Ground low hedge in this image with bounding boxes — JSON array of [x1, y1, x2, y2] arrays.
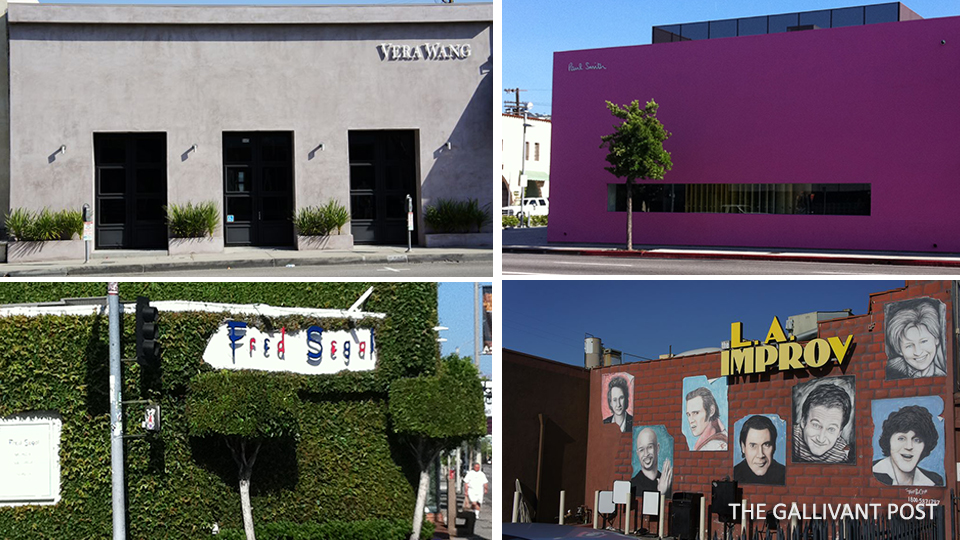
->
[[501, 215, 519, 228], [211, 519, 434, 540]]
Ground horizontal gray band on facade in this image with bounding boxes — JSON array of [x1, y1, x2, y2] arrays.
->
[[8, 3, 493, 26]]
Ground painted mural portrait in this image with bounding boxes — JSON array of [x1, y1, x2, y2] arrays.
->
[[733, 414, 786, 485], [601, 372, 634, 433], [872, 397, 945, 486], [631, 425, 673, 497], [884, 297, 946, 380], [791, 377, 855, 464], [681, 376, 728, 451]]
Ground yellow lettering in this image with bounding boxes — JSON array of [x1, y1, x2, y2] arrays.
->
[[730, 322, 751, 348], [778, 342, 804, 371], [729, 347, 755, 374], [827, 335, 854, 365], [764, 316, 788, 344], [721, 350, 729, 376], [755, 345, 779, 373], [804, 339, 831, 368]]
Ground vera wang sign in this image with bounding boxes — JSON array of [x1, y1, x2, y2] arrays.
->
[[378, 43, 472, 61]]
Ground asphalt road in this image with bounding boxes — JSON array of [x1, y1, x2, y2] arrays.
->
[[83, 260, 493, 277], [503, 253, 952, 275]]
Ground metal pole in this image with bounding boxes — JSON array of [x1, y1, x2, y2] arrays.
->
[[108, 282, 126, 540], [406, 194, 413, 253], [473, 282, 480, 372], [519, 107, 528, 226]]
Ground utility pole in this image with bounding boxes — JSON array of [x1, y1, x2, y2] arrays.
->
[[108, 282, 126, 540], [503, 88, 526, 114]]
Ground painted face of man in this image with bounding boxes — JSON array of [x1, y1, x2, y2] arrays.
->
[[802, 405, 844, 457], [899, 325, 938, 373], [636, 429, 659, 472], [890, 430, 924, 475], [686, 396, 708, 437], [743, 427, 774, 477], [609, 386, 626, 418]]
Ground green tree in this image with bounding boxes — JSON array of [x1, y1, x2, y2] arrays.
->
[[390, 356, 487, 540], [599, 99, 672, 250], [186, 370, 300, 540]]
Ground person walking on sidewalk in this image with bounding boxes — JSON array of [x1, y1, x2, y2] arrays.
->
[[463, 462, 488, 518]]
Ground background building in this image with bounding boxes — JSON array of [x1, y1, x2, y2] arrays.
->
[[548, 4, 960, 253], [502, 113, 551, 206], [6, 3, 492, 253]]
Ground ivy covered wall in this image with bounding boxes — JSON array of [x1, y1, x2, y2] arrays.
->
[[0, 282, 439, 539]]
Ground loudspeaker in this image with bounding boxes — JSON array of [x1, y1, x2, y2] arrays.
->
[[669, 493, 701, 540], [711, 480, 739, 522]]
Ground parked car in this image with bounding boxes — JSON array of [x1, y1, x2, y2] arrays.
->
[[503, 523, 636, 539], [503, 197, 549, 217]]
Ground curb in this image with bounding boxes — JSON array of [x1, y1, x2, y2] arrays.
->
[[502, 246, 960, 268], [2, 252, 492, 277]]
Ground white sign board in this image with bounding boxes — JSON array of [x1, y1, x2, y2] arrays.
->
[[483, 380, 493, 417], [202, 321, 376, 375], [82, 221, 94, 241], [0, 415, 61, 506]]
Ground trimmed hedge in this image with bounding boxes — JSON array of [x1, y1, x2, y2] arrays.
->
[[212, 518, 435, 540], [0, 283, 443, 539]]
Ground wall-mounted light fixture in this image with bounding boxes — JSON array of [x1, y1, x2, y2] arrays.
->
[[56, 145, 66, 156], [190, 144, 198, 154], [444, 141, 452, 150], [318, 143, 325, 151]]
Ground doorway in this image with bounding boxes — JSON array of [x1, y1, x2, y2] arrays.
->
[[348, 130, 418, 245], [94, 133, 168, 249], [223, 132, 294, 247]]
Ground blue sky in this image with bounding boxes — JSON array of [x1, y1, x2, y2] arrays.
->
[[503, 280, 904, 367], [505, 0, 960, 115], [438, 282, 492, 378]]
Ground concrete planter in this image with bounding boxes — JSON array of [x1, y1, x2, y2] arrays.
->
[[424, 232, 492, 248], [168, 236, 224, 256], [296, 234, 354, 251], [7, 239, 85, 263]]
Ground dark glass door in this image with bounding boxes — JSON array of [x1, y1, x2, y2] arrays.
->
[[94, 133, 167, 249], [348, 131, 418, 245], [223, 132, 294, 246]]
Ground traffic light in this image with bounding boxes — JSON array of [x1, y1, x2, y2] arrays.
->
[[136, 296, 160, 368]]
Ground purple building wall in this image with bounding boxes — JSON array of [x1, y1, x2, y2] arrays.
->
[[548, 16, 960, 252]]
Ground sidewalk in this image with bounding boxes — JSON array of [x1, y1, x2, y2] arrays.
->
[[0, 245, 493, 277], [503, 227, 960, 267], [434, 462, 492, 540]]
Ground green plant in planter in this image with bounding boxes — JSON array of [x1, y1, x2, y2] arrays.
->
[[502, 215, 519, 228], [165, 201, 220, 238], [293, 199, 350, 236], [5, 207, 83, 241], [424, 198, 490, 234]]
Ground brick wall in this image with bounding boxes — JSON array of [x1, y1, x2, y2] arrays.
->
[[583, 280, 955, 535]]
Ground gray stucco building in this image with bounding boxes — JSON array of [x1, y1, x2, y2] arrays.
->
[[6, 2, 492, 251]]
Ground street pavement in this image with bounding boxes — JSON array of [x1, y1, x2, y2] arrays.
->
[[503, 226, 960, 273], [0, 244, 493, 277], [436, 462, 492, 540]]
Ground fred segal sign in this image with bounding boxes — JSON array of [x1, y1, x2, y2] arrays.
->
[[203, 322, 376, 375]]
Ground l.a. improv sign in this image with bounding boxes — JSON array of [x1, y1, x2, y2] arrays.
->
[[202, 321, 376, 375]]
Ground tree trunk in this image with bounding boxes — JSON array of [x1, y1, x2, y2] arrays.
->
[[240, 470, 256, 540], [626, 179, 634, 251], [226, 438, 261, 540], [410, 468, 430, 540]]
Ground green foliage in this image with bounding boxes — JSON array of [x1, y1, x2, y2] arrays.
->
[[165, 201, 220, 238], [530, 215, 548, 227], [212, 518, 433, 540], [599, 99, 672, 184], [0, 282, 445, 539], [187, 370, 300, 439], [5, 208, 83, 241], [424, 198, 490, 234], [502, 215, 519, 228], [389, 356, 486, 443], [294, 200, 351, 236]]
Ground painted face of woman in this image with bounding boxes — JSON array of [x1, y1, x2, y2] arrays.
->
[[890, 430, 924, 475], [899, 325, 938, 373]]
